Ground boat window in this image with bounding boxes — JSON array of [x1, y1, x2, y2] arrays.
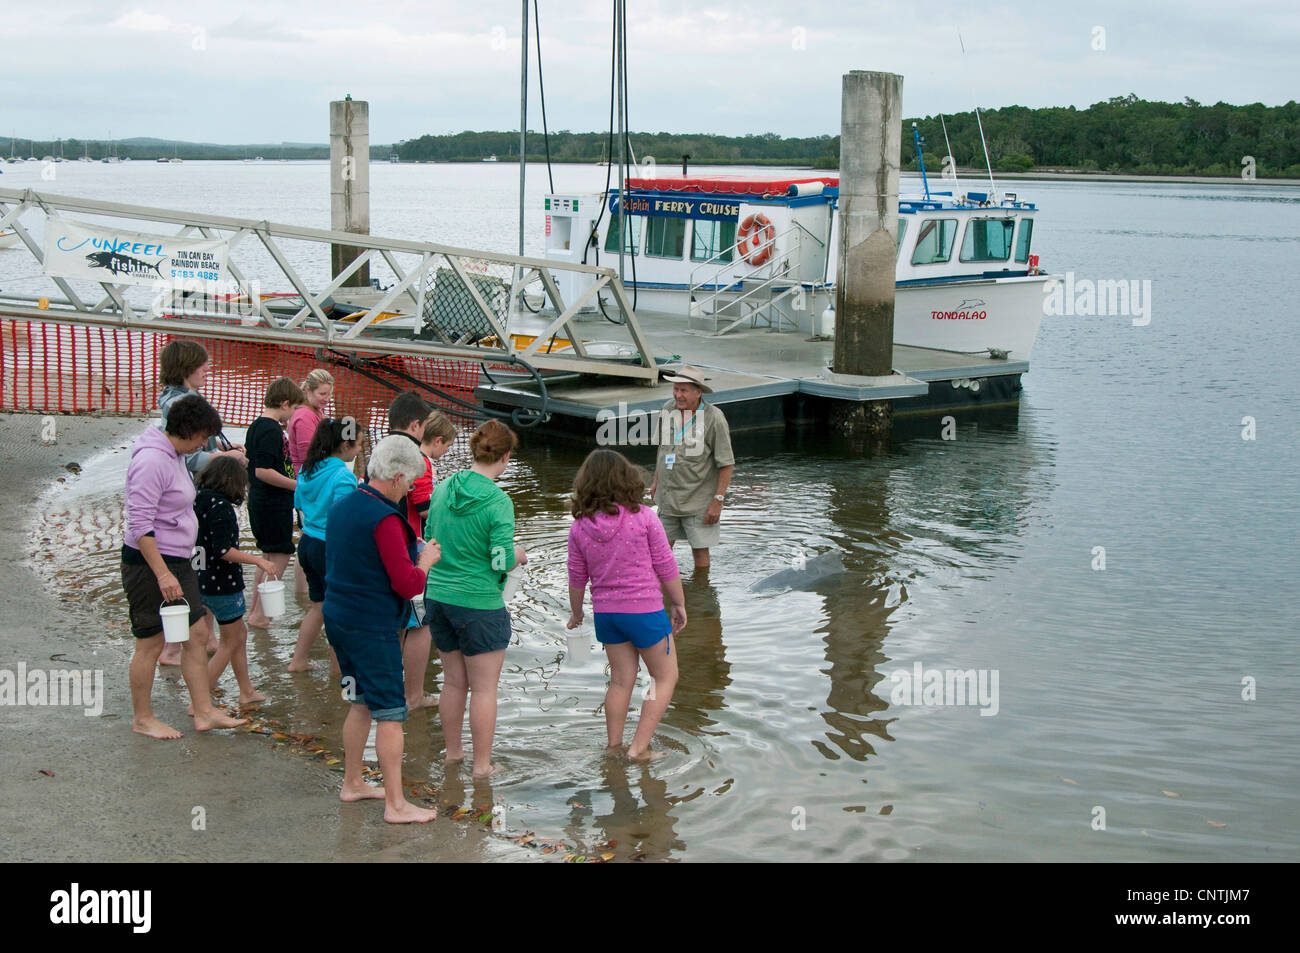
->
[[897, 219, 907, 252], [1014, 218, 1034, 263], [959, 217, 1015, 262], [691, 219, 736, 263], [605, 215, 642, 256], [910, 218, 957, 265], [646, 217, 687, 259]]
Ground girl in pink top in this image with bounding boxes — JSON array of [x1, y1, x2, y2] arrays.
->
[[567, 449, 686, 761], [288, 369, 334, 597], [287, 369, 334, 474]]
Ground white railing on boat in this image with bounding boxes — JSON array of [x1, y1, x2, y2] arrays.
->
[[688, 221, 828, 336]]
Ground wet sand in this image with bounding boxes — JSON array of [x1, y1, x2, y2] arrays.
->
[[0, 412, 531, 862]]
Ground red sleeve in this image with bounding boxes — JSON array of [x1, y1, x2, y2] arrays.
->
[[373, 514, 426, 599], [407, 457, 434, 535]]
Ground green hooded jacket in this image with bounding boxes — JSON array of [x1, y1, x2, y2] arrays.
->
[[424, 470, 517, 610]]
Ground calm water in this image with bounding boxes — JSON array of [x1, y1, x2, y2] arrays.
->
[[11, 161, 1300, 861]]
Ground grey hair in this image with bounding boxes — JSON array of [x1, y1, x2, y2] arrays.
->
[[367, 434, 424, 483]]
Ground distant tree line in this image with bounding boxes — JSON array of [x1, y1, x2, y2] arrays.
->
[[15, 97, 1298, 176], [900, 95, 1300, 177], [396, 129, 830, 167], [398, 96, 1300, 178]]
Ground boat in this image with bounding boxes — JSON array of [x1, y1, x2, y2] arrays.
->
[[482, 155, 499, 162], [0, 229, 20, 249], [538, 170, 1050, 364]]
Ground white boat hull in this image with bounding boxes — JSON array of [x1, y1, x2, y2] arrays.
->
[[611, 273, 1051, 363]]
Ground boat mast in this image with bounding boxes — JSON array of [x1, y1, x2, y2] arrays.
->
[[912, 122, 930, 200], [615, 0, 626, 283], [518, 0, 528, 258]]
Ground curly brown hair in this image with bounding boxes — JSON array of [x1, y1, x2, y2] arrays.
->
[[570, 449, 644, 519]]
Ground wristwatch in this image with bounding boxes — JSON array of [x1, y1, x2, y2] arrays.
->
[[713, 494, 726, 503]]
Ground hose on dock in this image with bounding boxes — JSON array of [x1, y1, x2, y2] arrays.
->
[[322, 348, 550, 430]]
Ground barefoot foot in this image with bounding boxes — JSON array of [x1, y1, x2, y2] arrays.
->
[[132, 717, 182, 740], [238, 689, 267, 705], [627, 747, 666, 762], [471, 761, 498, 780], [444, 750, 465, 765], [384, 801, 437, 824], [340, 782, 387, 802], [286, 659, 309, 673], [245, 614, 270, 629], [407, 693, 439, 712], [194, 710, 247, 731], [158, 648, 182, 666]]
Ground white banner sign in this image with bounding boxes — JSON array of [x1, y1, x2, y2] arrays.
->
[[43, 219, 231, 290]]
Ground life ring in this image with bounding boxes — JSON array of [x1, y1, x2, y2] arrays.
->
[[735, 213, 775, 266]]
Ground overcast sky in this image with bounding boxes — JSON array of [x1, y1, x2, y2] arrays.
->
[[3, 0, 1294, 145]]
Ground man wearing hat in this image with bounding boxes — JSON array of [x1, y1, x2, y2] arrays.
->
[[648, 365, 734, 571]]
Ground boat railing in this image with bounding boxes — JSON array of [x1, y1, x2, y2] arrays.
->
[[0, 187, 660, 384], [688, 220, 826, 320], [688, 219, 824, 295]]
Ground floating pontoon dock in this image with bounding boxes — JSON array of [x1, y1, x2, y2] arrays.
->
[[477, 306, 1030, 435]]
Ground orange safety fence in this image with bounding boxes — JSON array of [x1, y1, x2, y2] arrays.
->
[[0, 320, 483, 435]]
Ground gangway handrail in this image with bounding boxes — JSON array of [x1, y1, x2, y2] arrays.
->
[[0, 187, 659, 384], [687, 219, 824, 294]]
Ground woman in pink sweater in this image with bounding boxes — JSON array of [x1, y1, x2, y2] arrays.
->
[[566, 449, 686, 760]]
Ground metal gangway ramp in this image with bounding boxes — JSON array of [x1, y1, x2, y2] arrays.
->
[[0, 187, 660, 391]]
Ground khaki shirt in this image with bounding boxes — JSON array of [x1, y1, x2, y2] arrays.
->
[[653, 399, 734, 517]]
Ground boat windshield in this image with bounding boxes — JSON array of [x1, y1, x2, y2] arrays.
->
[[960, 217, 1016, 262], [1015, 218, 1034, 263], [911, 218, 958, 265]]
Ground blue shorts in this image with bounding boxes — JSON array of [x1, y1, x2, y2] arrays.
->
[[322, 614, 407, 722], [425, 599, 510, 657], [594, 610, 672, 654], [200, 590, 247, 625], [297, 534, 327, 603]]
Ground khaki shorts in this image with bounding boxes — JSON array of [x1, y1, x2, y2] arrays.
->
[[658, 512, 720, 550]]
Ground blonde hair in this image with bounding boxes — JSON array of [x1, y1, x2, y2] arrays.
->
[[303, 368, 335, 393], [421, 411, 458, 445]]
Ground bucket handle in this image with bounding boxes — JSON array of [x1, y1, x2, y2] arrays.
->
[[160, 598, 189, 610]]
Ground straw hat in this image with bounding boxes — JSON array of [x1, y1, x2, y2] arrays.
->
[[661, 364, 713, 393]]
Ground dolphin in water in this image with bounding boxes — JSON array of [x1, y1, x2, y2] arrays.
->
[[749, 551, 848, 592]]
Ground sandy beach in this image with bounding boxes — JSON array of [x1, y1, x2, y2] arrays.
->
[[0, 412, 530, 862]]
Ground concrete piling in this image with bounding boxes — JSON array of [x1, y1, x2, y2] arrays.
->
[[832, 70, 902, 437], [330, 96, 370, 288]]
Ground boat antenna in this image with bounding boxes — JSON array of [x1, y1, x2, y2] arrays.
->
[[911, 122, 931, 201], [518, 0, 529, 258], [957, 31, 999, 204], [961, 31, 998, 204], [973, 106, 998, 204], [939, 114, 955, 188]]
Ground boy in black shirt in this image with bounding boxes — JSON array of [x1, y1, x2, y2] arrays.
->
[[245, 377, 305, 628]]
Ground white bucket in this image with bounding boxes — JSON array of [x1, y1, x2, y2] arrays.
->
[[258, 579, 286, 618], [502, 565, 526, 602], [159, 601, 191, 643], [566, 631, 589, 664]]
